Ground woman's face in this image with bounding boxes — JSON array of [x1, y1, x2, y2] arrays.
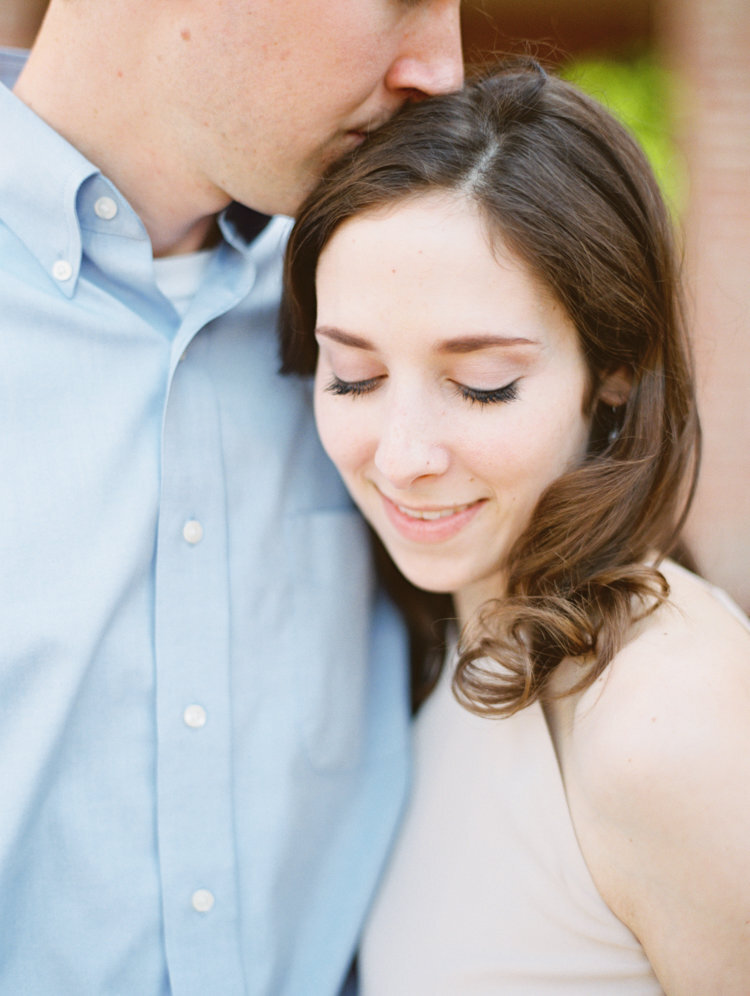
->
[[313, 192, 594, 621]]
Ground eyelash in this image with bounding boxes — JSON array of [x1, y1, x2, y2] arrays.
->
[[456, 382, 519, 406], [325, 375, 383, 398], [325, 376, 520, 407]]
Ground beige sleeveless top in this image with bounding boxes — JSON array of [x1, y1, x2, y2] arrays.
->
[[359, 651, 663, 994]]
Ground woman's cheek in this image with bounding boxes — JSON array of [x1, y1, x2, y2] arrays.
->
[[314, 397, 370, 477]]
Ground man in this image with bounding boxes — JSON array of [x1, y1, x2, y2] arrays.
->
[[0, 1, 462, 993]]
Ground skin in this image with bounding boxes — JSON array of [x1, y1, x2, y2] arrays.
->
[[547, 561, 750, 993], [13, 0, 463, 255], [314, 192, 603, 623], [314, 192, 750, 992]]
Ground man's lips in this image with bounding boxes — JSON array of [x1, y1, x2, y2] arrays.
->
[[345, 129, 367, 145], [346, 113, 394, 143]]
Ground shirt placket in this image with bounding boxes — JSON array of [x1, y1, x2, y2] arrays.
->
[[154, 250, 256, 995]]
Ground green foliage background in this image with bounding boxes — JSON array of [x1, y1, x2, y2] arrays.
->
[[562, 54, 685, 214]]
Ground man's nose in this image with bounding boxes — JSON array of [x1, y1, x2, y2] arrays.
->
[[385, 0, 464, 99]]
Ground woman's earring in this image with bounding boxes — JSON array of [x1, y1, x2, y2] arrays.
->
[[608, 406, 622, 445]]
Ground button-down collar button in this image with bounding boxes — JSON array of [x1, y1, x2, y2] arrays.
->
[[52, 260, 73, 282], [182, 520, 203, 545], [192, 889, 215, 913], [183, 704, 207, 729], [94, 195, 118, 220]]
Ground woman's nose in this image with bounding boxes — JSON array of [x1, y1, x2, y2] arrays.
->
[[373, 410, 451, 490]]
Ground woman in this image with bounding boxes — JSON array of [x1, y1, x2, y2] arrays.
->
[[281, 62, 750, 993]]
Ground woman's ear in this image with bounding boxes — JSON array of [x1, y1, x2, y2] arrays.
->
[[597, 366, 632, 407]]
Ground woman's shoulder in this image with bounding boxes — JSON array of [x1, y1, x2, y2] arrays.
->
[[653, 557, 750, 644], [562, 559, 750, 816], [568, 559, 749, 749], [555, 561, 750, 991]]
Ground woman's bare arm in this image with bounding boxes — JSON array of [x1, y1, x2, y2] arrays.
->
[[559, 566, 750, 993]]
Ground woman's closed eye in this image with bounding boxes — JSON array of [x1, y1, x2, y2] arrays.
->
[[324, 374, 383, 398], [324, 373, 520, 406], [454, 380, 519, 406]]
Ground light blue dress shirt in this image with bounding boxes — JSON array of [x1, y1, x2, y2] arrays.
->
[[0, 46, 24, 89], [0, 62, 410, 995]]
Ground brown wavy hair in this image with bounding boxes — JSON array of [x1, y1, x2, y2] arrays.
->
[[280, 59, 701, 715]]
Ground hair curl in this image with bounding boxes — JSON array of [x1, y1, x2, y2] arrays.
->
[[280, 59, 701, 715]]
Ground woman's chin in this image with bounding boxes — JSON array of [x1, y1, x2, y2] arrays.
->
[[386, 558, 457, 597]]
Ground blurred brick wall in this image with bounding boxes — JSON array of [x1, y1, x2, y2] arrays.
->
[[658, 0, 750, 609], [462, 0, 650, 61]]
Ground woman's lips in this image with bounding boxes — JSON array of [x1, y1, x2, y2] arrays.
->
[[379, 492, 485, 544]]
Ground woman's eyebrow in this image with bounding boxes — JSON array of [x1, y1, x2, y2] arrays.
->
[[314, 326, 375, 350], [314, 328, 540, 352], [435, 334, 538, 353]]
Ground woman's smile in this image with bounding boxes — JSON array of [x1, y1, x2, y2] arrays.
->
[[379, 491, 487, 543]]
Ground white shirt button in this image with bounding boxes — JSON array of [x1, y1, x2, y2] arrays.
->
[[192, 889, 215, 913], [52, 260, 73, 282], [183, 704, 207, 729], [182, 519, 203, 544], [94, 196, 118, 220]]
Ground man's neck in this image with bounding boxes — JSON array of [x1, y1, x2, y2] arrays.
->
[[13, 3, 230, 257]]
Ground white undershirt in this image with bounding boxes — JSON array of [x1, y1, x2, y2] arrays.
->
[[154, 247, 217, 318]]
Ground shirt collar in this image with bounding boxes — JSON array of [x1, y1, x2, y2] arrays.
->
[[0, 83, 98, 296], [0, 76, 276, 300]]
